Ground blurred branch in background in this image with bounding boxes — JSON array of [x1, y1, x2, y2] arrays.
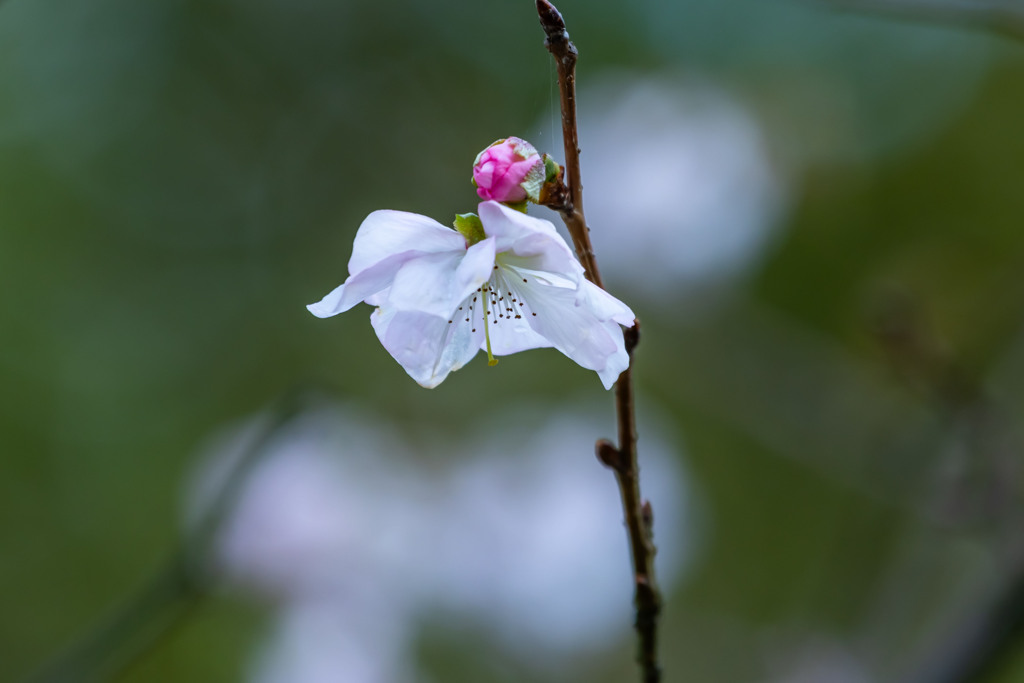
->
[[649, 289, 1024, 681], [870, 289, 1019, 531], [23, 390, 319, 683], [24, 555, 202, 683], [827, 0, 1024, 41], [907, 570, 1024, 683], [870, 291, 1024, 683]]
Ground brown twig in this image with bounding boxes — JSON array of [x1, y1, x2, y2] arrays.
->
[[536, 0, 602, 286], [536, 3, 662, 681]]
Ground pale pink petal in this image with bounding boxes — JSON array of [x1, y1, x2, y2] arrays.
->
[[349, 210, 465, 275], [577, 280, 636, 327], [387, 238, 495, 318], [595, 319, 630, 389], [479, 202, 580, 279], [478, 201, 559, 248], [517, 281, 623, 386], [307, 251, 417, 318], [482, 308, 553, 356], [371, 308, 483, 388]]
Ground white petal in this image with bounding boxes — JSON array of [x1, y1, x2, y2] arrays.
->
[[307, 251, 417, 318], [595, 320, 630, 389], [483, 309, 553, 356], [309, 210, 468, 319], [387, 238, 495, 318], [349, 210, 466, 275], [520, 281, 623, 382], [307, 282, 352, 319], [577, 280, 636, 327], [364, 289, 388, 307], [370, 307, 483, 388], [478, 201, 581, 279], [478, 200, 561, 244]]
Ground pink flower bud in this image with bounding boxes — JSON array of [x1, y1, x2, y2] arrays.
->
[[472, 137, 545, 203]]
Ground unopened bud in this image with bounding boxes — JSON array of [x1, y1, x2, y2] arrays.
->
[[472, 137, 546, 203]]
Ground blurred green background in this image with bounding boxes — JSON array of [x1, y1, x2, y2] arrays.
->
[[3, 0, 1024, 681]]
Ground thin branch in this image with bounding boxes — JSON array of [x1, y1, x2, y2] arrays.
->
[[536, 3, 662, 681], [535, 0, 602, 287]]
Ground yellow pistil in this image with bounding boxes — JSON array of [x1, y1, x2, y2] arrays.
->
[[482, 285, 498, 366]]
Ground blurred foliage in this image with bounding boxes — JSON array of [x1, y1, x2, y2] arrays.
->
[[3, 0, 1024, 681]]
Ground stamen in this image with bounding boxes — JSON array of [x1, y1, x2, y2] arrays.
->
[[482, 280, 498, 367]]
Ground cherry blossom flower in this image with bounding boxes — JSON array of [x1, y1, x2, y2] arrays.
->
[[307, 200, 634, 389]]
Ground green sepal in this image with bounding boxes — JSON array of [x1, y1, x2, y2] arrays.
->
[[454, 212, 486, 245], [502, 200, 529, 213], [543, 154, 561, 183]]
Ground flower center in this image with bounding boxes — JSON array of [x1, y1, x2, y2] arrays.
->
[[445, 262, 539, 367], [485, 266, 532, 323]]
